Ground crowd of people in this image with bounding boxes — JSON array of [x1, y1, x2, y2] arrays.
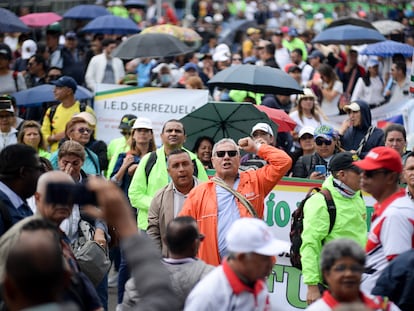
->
[[0, 1, 413, 311]]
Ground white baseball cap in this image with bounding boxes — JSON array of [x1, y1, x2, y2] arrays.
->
[[251, 122, 274, 137], [226, 218, 290, 256], [132, 117, 153, 130], [298, 126, 315, 138]]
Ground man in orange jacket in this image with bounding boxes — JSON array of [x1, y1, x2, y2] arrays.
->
[[179, 136, 292, 266]]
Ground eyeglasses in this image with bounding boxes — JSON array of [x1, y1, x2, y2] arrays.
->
[[215, 150, 238, 158], [198, 234, 205, 241], [0, 114, 12, 119], [232, 57, 242, 61], [27, 62, 36, 67], [332, 264, 364, 274], [362, 169, 391, 178], [77, 127, 92, 134], [315, 138, 332, 146]]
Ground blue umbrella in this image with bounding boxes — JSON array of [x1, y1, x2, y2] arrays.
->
[[360, 40, 414, 58], [63, 5, 111, 20], [12, 84, 93, 107], [312, 25, 386, 45], [0, 8, 30, 33], [81, 15, 140, 35], [124, 0, 147, 8]]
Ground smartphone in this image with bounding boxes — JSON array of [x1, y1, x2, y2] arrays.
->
[[46, 182, 97, 206], [314, 165, 327, 176]]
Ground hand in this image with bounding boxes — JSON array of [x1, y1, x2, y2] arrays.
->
[[122, 154, 135, 168], [309, 171, 325, 180], [127, 164, 138, 176], [339, 118, 351, 135], [238, 137, 258, 153], [62, 163, 74, 177], [94, 228, 106, 248], [87, 176, 138, 238], [306, 285, 321, 305]]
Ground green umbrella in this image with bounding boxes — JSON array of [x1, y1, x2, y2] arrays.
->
[[180, 102, 278, 150]]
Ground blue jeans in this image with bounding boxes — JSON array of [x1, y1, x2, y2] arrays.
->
[[117, 248, 130, 304], [96, 273, 108, 310]]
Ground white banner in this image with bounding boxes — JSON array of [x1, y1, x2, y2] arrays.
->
[[94, 84, 209, 146], [265, 178, 376, 310]]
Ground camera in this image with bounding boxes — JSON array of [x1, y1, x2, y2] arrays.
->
[[46, 182, 97, 206]]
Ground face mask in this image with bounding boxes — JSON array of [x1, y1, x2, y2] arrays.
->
[[160, 74, 171, 84]]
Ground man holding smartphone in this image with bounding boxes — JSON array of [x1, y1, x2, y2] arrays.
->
[[301, 152, 368, 305]]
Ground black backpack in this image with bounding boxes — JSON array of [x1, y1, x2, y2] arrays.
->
[[48, 101, 88, 132], [289, 187, 336, 270]]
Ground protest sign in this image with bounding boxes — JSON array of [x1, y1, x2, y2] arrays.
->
[[94, 84, 209, 146]]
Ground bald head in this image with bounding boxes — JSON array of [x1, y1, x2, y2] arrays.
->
[[35, 171, 74, 225], [36, 170, 74, 195]]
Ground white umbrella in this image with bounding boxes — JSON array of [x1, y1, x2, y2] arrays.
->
[[372, 20, 405, 35]]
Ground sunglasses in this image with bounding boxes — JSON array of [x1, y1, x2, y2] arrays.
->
[[198, 234, 205, 241], [363, 169, 391, 178], [315, 138, 332, 146], [215, 150, 238, 158], [77, 127, 92, 134], [232, 57, 242, 61]]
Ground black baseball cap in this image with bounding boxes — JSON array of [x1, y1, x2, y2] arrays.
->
[[328, 152, 360, 172], [119, 114, 137, 130]]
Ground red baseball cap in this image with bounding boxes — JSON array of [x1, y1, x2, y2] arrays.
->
[[354, 146, 402, 173]]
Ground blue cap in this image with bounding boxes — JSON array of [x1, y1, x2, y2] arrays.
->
[[50, 76, 77, 93], [314, 124, 337, 141], [183, 62, 198, 72], [288, 27, 298, 37], [308, 50, 325, 60]]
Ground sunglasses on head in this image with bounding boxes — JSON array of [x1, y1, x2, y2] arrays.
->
[[315, 138, 332, 146], [77, 127, 92, 134], [215, 150, 238, 158]]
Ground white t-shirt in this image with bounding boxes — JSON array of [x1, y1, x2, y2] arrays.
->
[[321, 80, 343, 117], [351, 76, 384, 106], [361, 189, 414, 294]]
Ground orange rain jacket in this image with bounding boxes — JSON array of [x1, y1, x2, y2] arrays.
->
[[179, 144, 292, 266]]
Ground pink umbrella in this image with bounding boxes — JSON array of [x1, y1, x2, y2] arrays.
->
[[20, 12, 62, 27]]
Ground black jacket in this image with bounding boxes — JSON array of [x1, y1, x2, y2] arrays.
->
[[340, 100, 384, 158], [372, 249, 414, 311]]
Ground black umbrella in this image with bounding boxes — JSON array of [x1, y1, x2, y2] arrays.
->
[[219, 19, 258, 46], [326, 16, 376, 30], [0, 8, 30, 33], [207, 65, 303, 95], [112, 33, 194, 59], [180, 102, 278, 150]]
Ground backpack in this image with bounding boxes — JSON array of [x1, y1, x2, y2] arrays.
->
[[144, 151, 198, 185], [48, 101, 87, 132], [289, 187, 336, 270]]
